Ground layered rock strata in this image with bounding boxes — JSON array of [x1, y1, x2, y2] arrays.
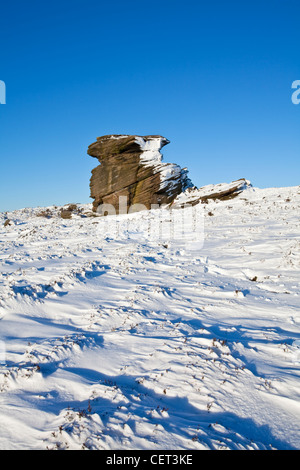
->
[[87, 134, 193, 213], [171, 179, 251, 208]]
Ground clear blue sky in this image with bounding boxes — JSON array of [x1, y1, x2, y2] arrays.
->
[[0, 0, 299, 212]]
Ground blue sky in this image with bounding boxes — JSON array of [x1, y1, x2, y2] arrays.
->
[[0, 0, 299, 212]]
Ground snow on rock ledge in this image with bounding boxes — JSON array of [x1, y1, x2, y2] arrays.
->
[[171, 179, 252, 208], [87, 134, 193, 213]]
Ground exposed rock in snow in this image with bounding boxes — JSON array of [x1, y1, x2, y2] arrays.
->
[[171, 178, 252, 208], [87, 135, 193, 213]]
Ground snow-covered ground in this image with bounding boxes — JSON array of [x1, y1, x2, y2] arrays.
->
[[0, 184, 299, 450]]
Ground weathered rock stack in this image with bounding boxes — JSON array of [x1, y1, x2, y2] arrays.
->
[[87, 134, 193, 213]]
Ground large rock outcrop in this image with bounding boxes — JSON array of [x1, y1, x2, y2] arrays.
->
[[87, 134, 193, 213]]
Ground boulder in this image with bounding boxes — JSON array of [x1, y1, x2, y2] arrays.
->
[[171, 179, 251, 208], [60, 209, 72, 219], [87, 135, 193, 213]]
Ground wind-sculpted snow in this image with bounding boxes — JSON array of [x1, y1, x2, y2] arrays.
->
[[0, 186, 299, 449]]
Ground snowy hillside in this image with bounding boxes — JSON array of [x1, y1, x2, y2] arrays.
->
[[0, 184, 299, 450]]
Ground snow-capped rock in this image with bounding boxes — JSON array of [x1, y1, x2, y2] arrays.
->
[[87, 134, 193, 213]]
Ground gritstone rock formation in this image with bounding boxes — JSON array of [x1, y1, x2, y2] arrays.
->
[[87, 134, 193, 213], [171, 178, 251, 208]]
